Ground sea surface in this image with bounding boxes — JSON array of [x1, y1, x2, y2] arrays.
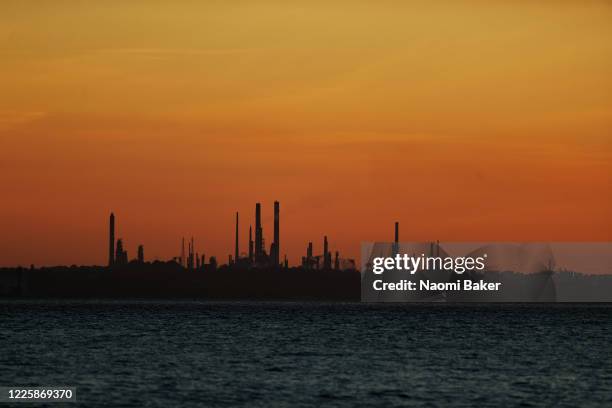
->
[[0, 301, 610, 407]]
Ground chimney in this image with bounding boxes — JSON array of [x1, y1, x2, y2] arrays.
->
[[181, 237, 185, 268], [307, 242, 313, 270], [191, 237, 195, 270], [334, 251, 339, 271], [323, 236, 331, 270], [273, 201, 280, 266], [395, 222, 399, 244], [116, 238, 125, 265], [248, 226, 254, 263], [137, 244, 144, 263], [255, 203, 262, 259], [108, 213, 115, 267], [235, 212, 239, 263], [393, 221, 399, 256]]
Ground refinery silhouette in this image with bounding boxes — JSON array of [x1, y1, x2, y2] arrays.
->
[[106, 201, 354, 273], [0, 201, 362, 300], [1, 201, 611, 301]]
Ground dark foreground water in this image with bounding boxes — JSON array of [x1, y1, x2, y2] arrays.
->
[[0, 301, 610, 407]]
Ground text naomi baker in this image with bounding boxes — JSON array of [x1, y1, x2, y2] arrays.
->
[[372, 279, 501, 291]]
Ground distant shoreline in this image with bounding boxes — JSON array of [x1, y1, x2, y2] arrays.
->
[[2, 264, 612, 302]]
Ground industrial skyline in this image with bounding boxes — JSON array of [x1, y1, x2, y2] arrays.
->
[[106, 201, 362, 271]]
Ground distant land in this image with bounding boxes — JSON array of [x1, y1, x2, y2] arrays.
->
[[2, 263, 612, 302], [0, 263, 360, 301]]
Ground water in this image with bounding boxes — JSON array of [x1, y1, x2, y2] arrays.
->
[[0, 301, 611, 407]]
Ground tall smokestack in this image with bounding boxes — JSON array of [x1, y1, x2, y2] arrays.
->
[[108, 213, 115, 267], [273, 201, 280, 266], [191, 237, 195, 271], [334, 251, 339, 271], [235, 212, 239, 263], [323, 236, 330, 270], [395, 222, 399, 244], [255, 203, 262, 259], [248, 226, 254, 263], [393, 221, 399, 256], [181, 237, 185, 268], [324, 236, 328, 256]]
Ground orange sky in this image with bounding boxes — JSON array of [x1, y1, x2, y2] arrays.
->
[[1, 1, 611, 266]]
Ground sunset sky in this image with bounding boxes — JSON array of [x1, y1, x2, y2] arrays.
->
[[1, 1, 611, 266]]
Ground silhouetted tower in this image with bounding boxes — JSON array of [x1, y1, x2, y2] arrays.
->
[[284, 254, 288, 269], [248, 226, 254, 263], [306, 242, 313, 270], [393, 221, 399, 256], [334, 251, 340, 271], [395, 222, 399, 243], [116, 238, 127, 265], [323, 236, 328, 259], [323, 236, 332, 270], [196, 252, 200, 269], [115, 238, 122, 263], [108, 213, 115, 267], [255, 203, 263, 259], [273, 201, 280, 266], [181, 237, 185, 268], [137, 245, 144, 263], [188, 237, 195, 271], [235, 212, 239, 263]]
